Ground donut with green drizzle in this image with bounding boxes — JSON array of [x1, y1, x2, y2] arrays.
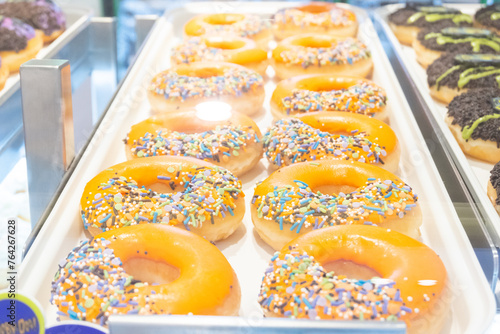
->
[[475, 4, 500, 34], [487, 161, 500, 215], [445, 88, 500, 163], [427, 53, 500, 103]]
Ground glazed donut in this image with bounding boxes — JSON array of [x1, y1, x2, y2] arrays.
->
[[51, 224, 241, 325], [488, 161, 500, 215], [427, 53, 500, 104], [271, 75, 387, 122], [388, 5, 472, 46], [272, 2, 358, 41], [184, 13, 271, 49], [0, 0, 66, 43], [0, 57, 9, 90], [414, 27, 500, 68], [81, 156, 245, 242], [125, 108, 263, 176], [148, 62, 265, 116], [0, 17, 43, 72], [171, 36, 268, 75], [475, 4, 500, 35], [259, 225, 449, 334], [263, 112, 399, 173], [251, 160, 421, 250], [445, 88, 500, 163], [272, 34, 372, 80]]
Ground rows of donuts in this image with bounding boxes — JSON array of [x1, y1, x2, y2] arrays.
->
[[50, 3, 448, 333], [389, 4, 500, 217], [0, 0, 66, 90]]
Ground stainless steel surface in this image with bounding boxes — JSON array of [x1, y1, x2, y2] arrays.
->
[[135, 15, 159, 52], [20, 59, 74, 227], [108, 315, 406, 334]]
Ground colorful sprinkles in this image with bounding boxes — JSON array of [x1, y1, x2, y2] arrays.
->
[[149, 67, 264, 102], [51, 237, 151, 325], [281, 83, 386, 116], [273, 7, 353, 29], [171, 37, 229, 64], [198, 14, 270, 39], [263, 119, 387, 167], [81, 164, 243, 233], [125, 124, 260, 162], [259, 248, 414, 321], [252, 178, 417, 232], [278, 38, 370, 69]]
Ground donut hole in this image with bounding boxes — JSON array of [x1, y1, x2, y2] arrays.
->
[[323, 260, 381, 280], [313, 184, 357, 196], [148, 182, 179, 194], [291, 36, 333, 48], [204, 14, 245, 25], [205, 38, 246, 50], [298, 4, 330, 14], [123, 258, 180, 285]]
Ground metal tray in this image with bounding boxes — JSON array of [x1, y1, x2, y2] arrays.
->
[[18, 2, 496, 333], [373, 4, 500, 250]]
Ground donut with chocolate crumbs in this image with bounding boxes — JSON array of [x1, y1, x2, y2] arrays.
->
[[475, 4, 500, 35], [414, 27, 500, 68], [488, 162, 500, 215], [446, 88, 500, 163], [427, 52, 500, 104], [388, 5, 472, 46]]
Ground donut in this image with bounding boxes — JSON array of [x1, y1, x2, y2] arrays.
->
[[272, 34, 372, 80], [148, 62, 265, 116], [427, 53, 500, 104], [51, 224, 241, 325], [125, 108, 263, 176], [414, 27, 500, 68], [488, 161, 500, 215], [251, 160, 421, 250], [171, 36, 268, 75], [270, 75, 387, 122], [0, 16, 43, 72], [445, 88, 500, 163], [0, 57, 9, 90], [81, 156, 245, 242], [0, 0, 66, 43], [475, 4, 500, 35], [184, 13, 271, 49], [263, 112, 400, 173], [272, 2, 358, 41], [258, 225, 449, 334], [388, 5, 472, 46]]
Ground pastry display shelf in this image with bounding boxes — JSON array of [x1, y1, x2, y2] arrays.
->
[[372, 3, 500, 310], [15, 1, 499, 333]]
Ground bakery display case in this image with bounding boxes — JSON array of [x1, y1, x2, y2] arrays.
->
[[2, 1, 500, 333]]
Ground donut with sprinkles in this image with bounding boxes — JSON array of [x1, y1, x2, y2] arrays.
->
[[148, 62, 265, 116], [263, 112, 400, 173], [81, 156, 245, 242], [259, 225, 449, 334], [272, 2, 358, 41], [272, 34, 372, 80], [271, 75, 388, 122], [251, 160, 420, 250], [51, 224, 241, 326], [125, 110, 263, 176], [171, 36, 268, 75]]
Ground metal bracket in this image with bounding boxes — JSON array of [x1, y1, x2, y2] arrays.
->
[[135, 15, 159, 52], [20, 59, 74, 227]]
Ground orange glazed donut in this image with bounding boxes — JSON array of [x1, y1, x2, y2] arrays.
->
[[272, 34, 373, 80], [263, 112, 400, 173], [272, 2, 358, 40], [259, 225, 449, 334], [184, 13, 272, 49], [271, 75, 387, 122], [0, 57, 9, 90], [125, 108, 263, 176], [148, 62, 265, 116], [171, 36, 268, 75], [81, 156, 245, 242], [51, 224, 241, 325], [251, 160, 421, 250]]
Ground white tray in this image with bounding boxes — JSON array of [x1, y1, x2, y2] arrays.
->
[[0, 5, 91, 105], [374, 4, 500, 242], [18, 2, 495, 333]]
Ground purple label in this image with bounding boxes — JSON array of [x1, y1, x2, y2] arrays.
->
[[0, 299, 41, 334], [46, 322, 108, 334]]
